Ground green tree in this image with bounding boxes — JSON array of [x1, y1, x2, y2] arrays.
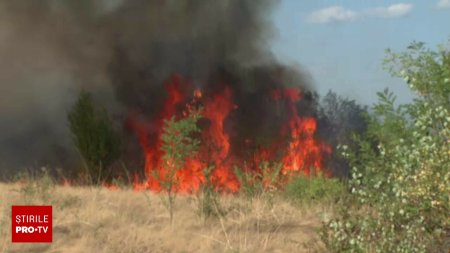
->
[[158, 108, 202, 225], [68, 91, 121, 183], [321, 41, 450, 252], [384, 41, 450, 103]]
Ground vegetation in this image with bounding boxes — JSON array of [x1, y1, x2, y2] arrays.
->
[[68, 91, 121, 184], [235, 161, 283, 199], [0, 180, 324, 253], [157, 109, 202, 224], [13, 40, 450, 253], [284, 172, 345, 205], [195, 165, 226, 220], [319, 91, 369, 177], [321, 41, 450, 253], [14, 168, 56, 204]]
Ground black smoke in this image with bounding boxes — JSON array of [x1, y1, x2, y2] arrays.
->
[[0, 0, 321, 177]]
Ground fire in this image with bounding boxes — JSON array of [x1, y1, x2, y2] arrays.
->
[[128, 74, 189, 191], [202, 86, 240, 192], [277, 88, 331, 176], [62, 179, 71, 187], [130, 75, 331, 193], [193, 88, 202, 99]]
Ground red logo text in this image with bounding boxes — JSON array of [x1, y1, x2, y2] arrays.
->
[[11, 206, 52, 243]]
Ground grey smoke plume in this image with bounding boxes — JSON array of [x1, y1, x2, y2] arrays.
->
[[0, 1, 115, 174], [0, 0, 316, 175]]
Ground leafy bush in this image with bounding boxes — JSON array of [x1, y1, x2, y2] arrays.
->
[[321, 42, 450, 252], [68, 91, 121, 183], [284, 172, 345, 205]]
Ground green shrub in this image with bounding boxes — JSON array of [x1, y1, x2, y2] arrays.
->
[[321, 41, 450, 253], [284, 172, 345, 204], [68, 91, 121, 183]]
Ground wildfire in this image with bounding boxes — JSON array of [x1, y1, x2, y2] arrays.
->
[[276, 88, 332, 176], [130, 75, 331, 193], [202, 86, 240, 192]]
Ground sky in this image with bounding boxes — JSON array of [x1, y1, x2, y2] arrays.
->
[[271, 0, 450, 105]]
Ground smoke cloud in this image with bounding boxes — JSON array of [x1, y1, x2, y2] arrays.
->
[[0, 0, 317, 176]]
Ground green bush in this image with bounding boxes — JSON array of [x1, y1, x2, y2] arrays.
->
[[321, 42, 450, 253], [284, 172, 345, 204], [68, 91, 121, 183]]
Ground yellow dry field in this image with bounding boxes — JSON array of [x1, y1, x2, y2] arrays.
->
[[0, 182, 332, 253]]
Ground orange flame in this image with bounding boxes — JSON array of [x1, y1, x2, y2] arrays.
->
[[202, 86, 239, 192], [276, 88, 331, 175], [131, 76, 331, 193]]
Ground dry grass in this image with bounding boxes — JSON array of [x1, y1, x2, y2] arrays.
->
[[0, 182, 333, 253]]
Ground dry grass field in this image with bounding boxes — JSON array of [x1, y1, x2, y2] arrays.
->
[[0, 181, 334, 253]]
